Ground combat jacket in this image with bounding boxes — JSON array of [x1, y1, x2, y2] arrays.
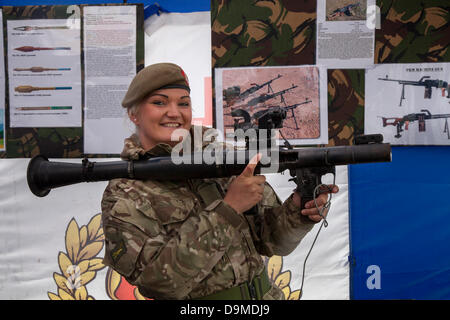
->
[[101, 127, 316, 300]]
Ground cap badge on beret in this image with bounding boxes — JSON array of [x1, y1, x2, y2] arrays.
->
[[180, 68, 189, 86]]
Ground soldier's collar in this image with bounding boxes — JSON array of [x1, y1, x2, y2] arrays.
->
[[121, 125, 218, 160], [145, 143, 173, 157]]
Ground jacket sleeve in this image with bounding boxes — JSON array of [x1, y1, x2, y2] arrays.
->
[[243, 182, 317, 257], [101, 183, 247, 300]]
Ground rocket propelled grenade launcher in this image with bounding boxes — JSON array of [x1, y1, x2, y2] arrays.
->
[[14, 46, 71, 52], [27, 106, 391, 212], [14, 67, 71, 72], [27, 135, 391, 212], [15, 85, 72, 93], [14, 26, 70, 31]]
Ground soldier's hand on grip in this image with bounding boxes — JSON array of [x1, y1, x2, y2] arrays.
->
[[224, 153, 266, 214], [293, 185, 339, 222]]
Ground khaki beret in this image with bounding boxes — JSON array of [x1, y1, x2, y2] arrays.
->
[[121, 62, 190, 109]]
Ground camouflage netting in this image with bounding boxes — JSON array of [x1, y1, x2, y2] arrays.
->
[[375, 0, 450, 63], [211, 0, 316, 67], [327, 69, 365, 146]]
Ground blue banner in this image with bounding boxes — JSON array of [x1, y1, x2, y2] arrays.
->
[[349, 146, 450, 299], [0, 0, 210, 12]]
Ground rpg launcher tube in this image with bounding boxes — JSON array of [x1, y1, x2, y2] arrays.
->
[[27, 143, 391, 197], [15, 86, 72, 93]]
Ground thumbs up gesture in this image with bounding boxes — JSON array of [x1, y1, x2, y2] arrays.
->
[[224, 153, 266, 214]]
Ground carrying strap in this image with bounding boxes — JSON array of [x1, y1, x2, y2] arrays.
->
[[190, 179, 225, 207], [195, 267, 272, 300]]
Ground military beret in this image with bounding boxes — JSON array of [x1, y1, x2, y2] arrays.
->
[[121, 62, 190, 109]]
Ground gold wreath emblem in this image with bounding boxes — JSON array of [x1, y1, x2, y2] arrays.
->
[[48, 214, 106, 300], [266, 255, 301, 300], [49, 213, 300, 300]]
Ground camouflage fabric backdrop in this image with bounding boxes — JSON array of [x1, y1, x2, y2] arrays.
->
[[211, 0, 317, 68], [375, 0, 450, 63], [0, 4, 144, 158], [327, 69, 365, 146]]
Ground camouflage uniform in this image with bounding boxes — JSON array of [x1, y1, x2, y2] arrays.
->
[[101, 126, 316, 300]]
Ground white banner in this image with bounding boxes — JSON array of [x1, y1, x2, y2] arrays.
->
[[0, 158, 348, 300], [144, 11, 212, 125]]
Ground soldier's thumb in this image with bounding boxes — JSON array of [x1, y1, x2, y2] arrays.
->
[[242, 153, 261, 177]]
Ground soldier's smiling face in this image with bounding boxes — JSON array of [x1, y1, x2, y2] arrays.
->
[[131, 88, 192, 149]]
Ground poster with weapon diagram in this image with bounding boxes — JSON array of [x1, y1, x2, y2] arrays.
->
[[7, 18, 82, 128], [215, 65, 328, 146], [365, 62, 450, 146]]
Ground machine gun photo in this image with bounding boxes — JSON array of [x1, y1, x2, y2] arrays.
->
[[378, 75, 450, 106], [230, 99, 312, 131], [381, 109, 450, 139], [223, 74, 282, 106], [246, 84, 298, 107], [28, 107, 391, 214]]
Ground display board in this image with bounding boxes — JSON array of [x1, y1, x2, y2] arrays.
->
[[211, 0, 450, 147], [0, 3, 144, 158]]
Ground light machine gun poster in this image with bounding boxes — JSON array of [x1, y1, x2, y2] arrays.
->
[[365, 62, 450, 145]]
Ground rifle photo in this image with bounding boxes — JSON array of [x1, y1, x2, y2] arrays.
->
[[329, 3, 359, 18], [327, 2, 365, 21], [381, 109, 450, 139], [378, 75, 450, 106], [246, 84, 298, 107], [229, 99, 312, 131]]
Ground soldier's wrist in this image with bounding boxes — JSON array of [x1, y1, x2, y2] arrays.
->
[[285, 194, 317, 225]]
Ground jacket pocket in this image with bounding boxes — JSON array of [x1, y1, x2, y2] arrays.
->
[[211, 252, 236, 286], [103, 220, 147, 278], [110, 199, 161, 238], [143, 192, 195, 226]]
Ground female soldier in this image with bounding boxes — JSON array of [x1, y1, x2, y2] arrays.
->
[[101, 63, 339, 300]]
